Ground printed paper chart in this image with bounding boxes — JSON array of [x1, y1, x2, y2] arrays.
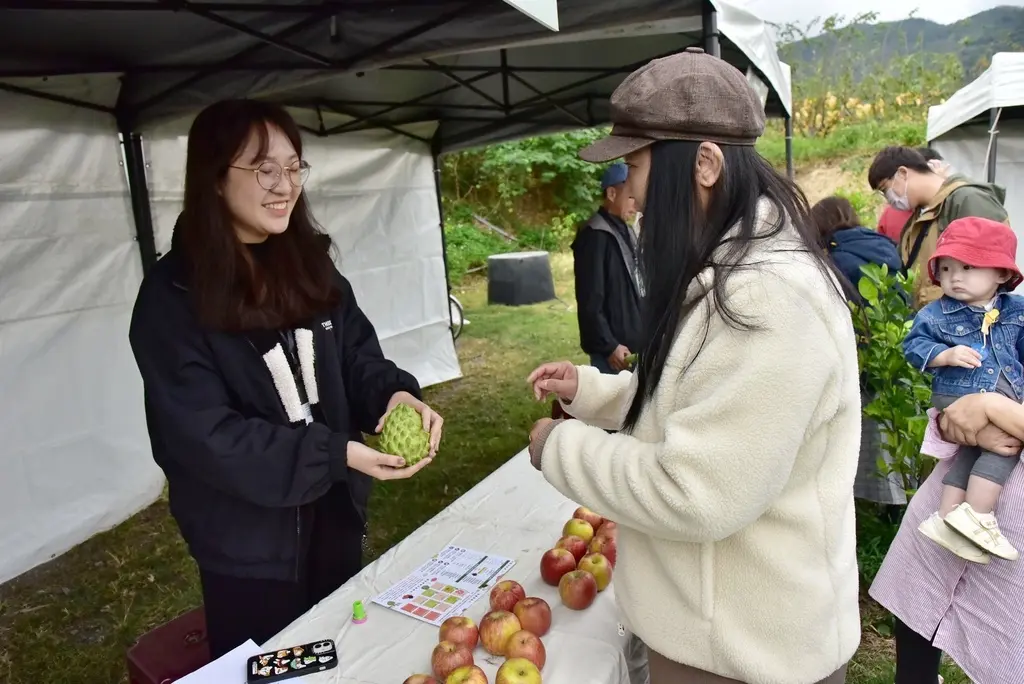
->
[[371, 545, 515, 627]]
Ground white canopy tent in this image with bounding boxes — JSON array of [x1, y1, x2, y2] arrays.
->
[[927, 52, 1024, 275], [0, 0, 792, 585]]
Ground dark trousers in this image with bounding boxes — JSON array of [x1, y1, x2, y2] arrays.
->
[[894, 618, 943, 684], [199, 502, 364, 659], [589, 353, 617, 374]]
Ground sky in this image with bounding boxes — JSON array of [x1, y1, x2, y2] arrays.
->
[[733, 0, 1024, 29]]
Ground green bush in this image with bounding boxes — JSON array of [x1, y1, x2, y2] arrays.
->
[[851, 263, 934, 496]]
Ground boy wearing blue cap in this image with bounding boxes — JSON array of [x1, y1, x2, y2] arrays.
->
[[571, 162, 643, 373]]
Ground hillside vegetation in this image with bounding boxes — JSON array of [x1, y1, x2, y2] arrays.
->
[[439, 9, 989, 282]]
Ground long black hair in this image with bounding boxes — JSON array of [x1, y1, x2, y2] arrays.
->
[[622, 141, 849, 431]]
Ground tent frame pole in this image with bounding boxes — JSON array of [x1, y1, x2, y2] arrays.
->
[[702, 0, 720, 58], [431, 135, 454, 335], [118, 116, 159, 273], [986, 107, 1001, 183], [785, 116, 794, 179]]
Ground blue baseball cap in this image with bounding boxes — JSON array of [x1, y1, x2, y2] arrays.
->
[[600, 162, 628, 189]]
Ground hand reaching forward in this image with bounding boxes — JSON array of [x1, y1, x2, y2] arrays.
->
[[346, 441, 432, 480], [375, 390, 443, 456], [527, 361, 579, 403]]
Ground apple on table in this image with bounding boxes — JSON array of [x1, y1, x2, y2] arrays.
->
[[588, 534, 616, 567], [562, 518, 595, 545], [479, 609, 522, 656], [539, 547, 577, 586], [445, 665, 488, 684], [439, 615, 479, 651], [403, 676, 440, 684], [573, 506, 605, 530], [512, 596, 552, 636], [489, 579, 527, 613], [431, 641, 474, 680], [577, 552, 613, 591], [554, 535, 588, 563], [558, 569, 598, 610], [496, 657, 543, 684], [505, 629, 546, 670]]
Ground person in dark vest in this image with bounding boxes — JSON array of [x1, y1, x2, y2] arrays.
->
[[571, 162, 644, 374]]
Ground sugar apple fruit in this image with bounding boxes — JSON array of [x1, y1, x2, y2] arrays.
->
[[379, 403, 431, 466]]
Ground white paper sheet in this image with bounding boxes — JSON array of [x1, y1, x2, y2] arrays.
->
[[176, 639, 262, 684]]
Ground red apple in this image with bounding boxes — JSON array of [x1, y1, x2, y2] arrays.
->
[[558, 569, 598, 610], [577, 552, 613, 591], [555, 535, 587, 563], [489, 579, 527, 613], [573, 506, 605, 530], [595, 520, 617, 539], [512, 596, 552, 636], [439, 616, 479, 650], [431, 641, 474, 680], [496, 657, 542, 684], [404, 676, 441, 684], [588, 534, 617, 567], [562, 518, 594, 544], [479, 610, 522, 656], [505, 630, 546, 670], [539, 548, 576, 586], [445, 665, 488, 684]]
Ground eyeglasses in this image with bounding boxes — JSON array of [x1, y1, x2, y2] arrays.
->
[[230, 160, 311, 191]]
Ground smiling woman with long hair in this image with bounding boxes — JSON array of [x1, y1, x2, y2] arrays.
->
[[128, 100, 442, 658], [527, 49, 861, 683]]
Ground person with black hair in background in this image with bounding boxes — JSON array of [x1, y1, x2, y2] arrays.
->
[[876, 147, 950, 242], [868, 145, 1008, 308]]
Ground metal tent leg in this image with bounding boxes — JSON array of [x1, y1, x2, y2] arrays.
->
[[431, 135, 454, 336], [986, 107, 1001, 183], [119, 120, 159, 272], [785, 116, 794, 180], [702, 0, 720, 58]]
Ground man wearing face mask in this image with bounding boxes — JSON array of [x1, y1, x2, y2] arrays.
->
[[875, 147, 950, 243], [868, 145, 1008, 308], [571, 162, 644, 374]]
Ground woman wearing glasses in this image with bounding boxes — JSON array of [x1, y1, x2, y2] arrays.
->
[[128, 99, 443, 657]]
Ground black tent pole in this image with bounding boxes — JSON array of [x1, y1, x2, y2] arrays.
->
[[117, 114, 159, 272], [431, 132, 454, 334], [702, 0, 720, 58]]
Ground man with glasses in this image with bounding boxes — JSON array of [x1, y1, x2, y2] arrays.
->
[[868, 145, 1009, 308]]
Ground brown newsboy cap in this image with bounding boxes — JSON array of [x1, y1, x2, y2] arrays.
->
[[579, 47, 766, 163]]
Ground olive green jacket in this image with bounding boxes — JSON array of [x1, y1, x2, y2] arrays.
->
[[899, 174, 1008, 309]]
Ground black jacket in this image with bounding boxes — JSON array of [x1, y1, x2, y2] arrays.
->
[[128, 237, 420, 582], [571, 208, 644, 357]]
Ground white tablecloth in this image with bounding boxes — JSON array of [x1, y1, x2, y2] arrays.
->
[[264, 449, 648, 683]]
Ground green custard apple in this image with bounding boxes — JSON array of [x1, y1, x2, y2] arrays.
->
[[378, 403, 431, 466]]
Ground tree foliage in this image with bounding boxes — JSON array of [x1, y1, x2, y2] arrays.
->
[[851, 264, 935, 496]]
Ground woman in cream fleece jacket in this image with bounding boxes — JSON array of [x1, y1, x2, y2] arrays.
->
[[527, 49, 862, 684]]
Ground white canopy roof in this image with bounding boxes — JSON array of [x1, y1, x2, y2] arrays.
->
[[928, 52, 1024, 141], [0, 0, 791, 151]]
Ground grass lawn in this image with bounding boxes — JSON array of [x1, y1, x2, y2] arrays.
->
[[0, 252, 967, 683]]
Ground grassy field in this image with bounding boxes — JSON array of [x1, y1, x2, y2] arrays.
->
[[0, 253, 968, 683]]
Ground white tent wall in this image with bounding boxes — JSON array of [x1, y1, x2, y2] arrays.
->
[[931, 120, 1024, 289], [140, 116, 461, 387], [0, 88, 164, 584]]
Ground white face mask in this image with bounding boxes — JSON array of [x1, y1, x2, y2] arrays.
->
[[885, 172, 911, 212]]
